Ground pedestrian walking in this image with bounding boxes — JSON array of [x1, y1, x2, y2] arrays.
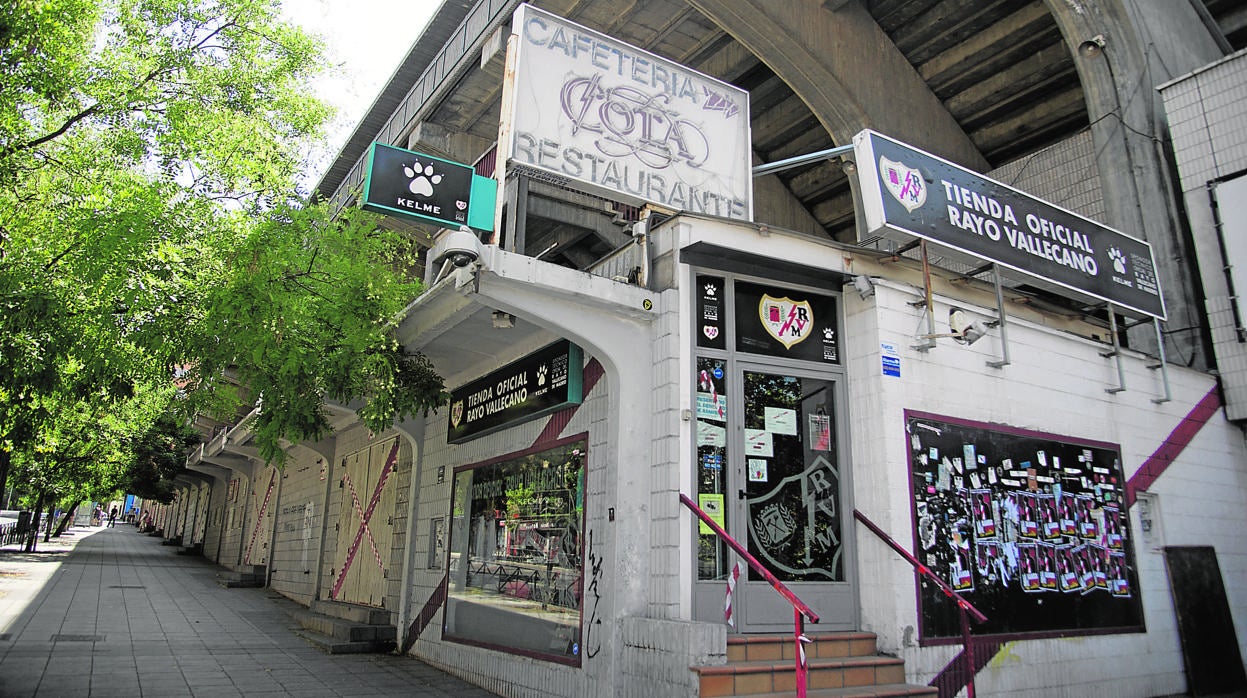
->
[[107, 506, 118, 528]]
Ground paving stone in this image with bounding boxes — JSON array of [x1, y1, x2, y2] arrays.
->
[[0, 527, 499, 697]]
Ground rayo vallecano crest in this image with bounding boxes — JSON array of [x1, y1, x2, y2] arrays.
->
[[450, 400, 464, 428], [879, 156, 926, 212], [759, 294, 813, 349]]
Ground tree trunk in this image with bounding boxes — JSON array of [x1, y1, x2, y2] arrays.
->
[[43, 504, 55, 542], [24, 491, 45, 552], [0, 448, 11, 510], [52, 503, 78, 537]]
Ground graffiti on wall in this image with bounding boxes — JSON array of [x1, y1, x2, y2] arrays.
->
[[585, 527, 604, 659]]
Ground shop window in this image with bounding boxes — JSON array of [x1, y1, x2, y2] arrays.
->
[[696, 357, 730, 580], [444, 436, 586, 663]]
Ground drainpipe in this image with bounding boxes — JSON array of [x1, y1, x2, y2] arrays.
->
[[312, 452, 338, 602], [265, 467, 285, 586], [395, 417, 428, 652], [237, 463, 254, 568]]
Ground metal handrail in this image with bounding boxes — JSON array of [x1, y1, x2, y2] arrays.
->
[[853, 509, 987, 698], [679, 493, 819, 698]]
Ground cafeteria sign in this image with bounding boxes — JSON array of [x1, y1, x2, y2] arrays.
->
[[447, 340, 583, 444], [503, 4, 752, 220], [853, 130, 1165, 319], [363, 142, 497, 232]]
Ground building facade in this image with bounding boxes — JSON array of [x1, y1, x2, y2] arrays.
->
[[146, 2, 1247, 696]]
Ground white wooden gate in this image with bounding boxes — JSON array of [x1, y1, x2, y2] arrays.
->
[[243, 465, 279, 567], [326, 437, 400, 607], [191, 482, 210, 545]]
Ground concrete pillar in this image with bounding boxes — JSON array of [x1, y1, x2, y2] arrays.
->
[[1045, 0, 1225, 364], [687, 0, 988, 169]]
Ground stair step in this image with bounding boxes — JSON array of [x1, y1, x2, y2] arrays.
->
[[293, 628, 396, 655], [727, 632, 878, 662], [289, 608, 395, 642], [310, 599, 390, 625], [697, 631, 933, 697], [695, 655, 908, 696], [743, 684, 937, 698], [215, 572, 265, 588]]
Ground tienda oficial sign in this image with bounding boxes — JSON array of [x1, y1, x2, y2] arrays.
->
[[446, 340, 583, 444], [503, 4, 752, 220], [853, 130, 1165, 319]]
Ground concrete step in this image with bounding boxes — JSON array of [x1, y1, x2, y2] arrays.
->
[[310, 599, 391, 625], [727, 632, 879, 662], [695, 655, 909, 696], [215, 570, 265, 588], [289, 607, 396, 643], [742, 685, 937, 698], [694, 632, 934, 697], [293, 627, 396, 655]]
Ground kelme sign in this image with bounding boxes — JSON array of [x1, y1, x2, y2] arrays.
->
[[853, 130, 1165, 319], [362, 142, 497, 232], [447, 340, 583, 443]]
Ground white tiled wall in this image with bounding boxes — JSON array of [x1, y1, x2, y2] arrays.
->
[[1162, 49, 1247, 420], [845, 280, 1247, 696]]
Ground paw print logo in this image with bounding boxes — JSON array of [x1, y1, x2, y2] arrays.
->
[[403, 160, 442, 197], [704, 283, 717, 297], [1108, 247, 1127, 274], [823, 327, 835, 341], [537, 364, 548, 386]]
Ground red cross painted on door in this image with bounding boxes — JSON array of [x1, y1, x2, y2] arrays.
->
[[329, 439, 399, 605]]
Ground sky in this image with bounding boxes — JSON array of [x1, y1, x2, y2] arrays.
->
[[280, 0, 438, 183]]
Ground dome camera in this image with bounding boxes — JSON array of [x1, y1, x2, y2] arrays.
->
[[433, 227, 481, 268]]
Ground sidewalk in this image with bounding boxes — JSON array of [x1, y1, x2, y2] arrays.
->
[[0, 524, 499, 697]]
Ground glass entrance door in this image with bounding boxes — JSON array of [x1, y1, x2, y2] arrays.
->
[[740, 369, 843, 583], [695, 361, 856, 632]]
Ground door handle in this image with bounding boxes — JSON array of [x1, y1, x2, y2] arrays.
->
[[738, 489, 747, 500]]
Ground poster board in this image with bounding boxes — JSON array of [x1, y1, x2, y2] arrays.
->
[[905, 411, 1144, 642]]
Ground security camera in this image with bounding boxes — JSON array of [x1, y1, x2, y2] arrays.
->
[[852, 275, 875, 300], [948, 307, 989, 345], [432, 227, 480, 268]]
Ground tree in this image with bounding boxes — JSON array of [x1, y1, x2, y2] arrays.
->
[[184, 201, 448, 463], [0, 0, 446, 508]]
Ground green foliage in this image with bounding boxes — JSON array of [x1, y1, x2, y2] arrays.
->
[[120, 409, 202, 503], [0, 0, 446, 496], [185, 202, 446, 463]]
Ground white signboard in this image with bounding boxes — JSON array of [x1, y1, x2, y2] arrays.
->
[[505, 4, 752, 220]]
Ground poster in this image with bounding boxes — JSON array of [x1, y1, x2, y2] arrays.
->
[[748, 458, 768, 482], [744, 429, 774, 457], [764, 407, 797, 435], [809, 414, 832, 451], [699, 493, 726, 535], [906, 411, 1143, 642], [697, 421, 726, 448]]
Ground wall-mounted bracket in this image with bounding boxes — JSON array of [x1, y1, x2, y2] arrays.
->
[[986, 264, 1011, 369], [1148, 317, 1172, 404], [1101, 303, 1127, 394]]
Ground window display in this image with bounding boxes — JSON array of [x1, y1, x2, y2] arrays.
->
[[444, 436, 587, 663]]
